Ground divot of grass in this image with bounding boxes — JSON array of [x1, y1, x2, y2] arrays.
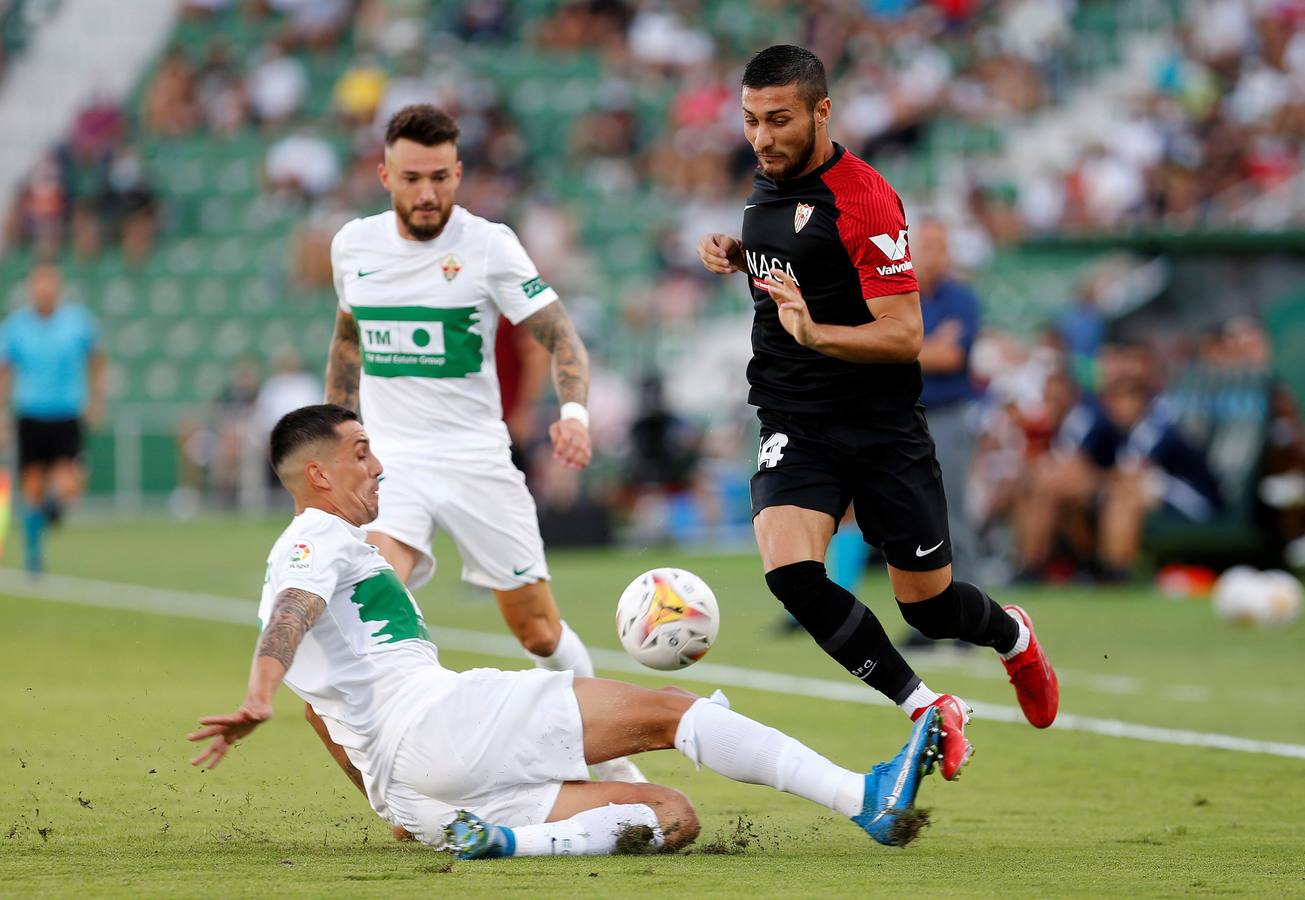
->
[[700, 816, 759, 854], [887, 807, 931, 848], [614, 824, 660, 855]]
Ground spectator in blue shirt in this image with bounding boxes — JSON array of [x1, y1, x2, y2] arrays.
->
[[0, 264, 105, 572], [915, 217, 981, 580]]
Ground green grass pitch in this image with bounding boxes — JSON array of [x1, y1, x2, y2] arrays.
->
[[2, 517, 1304, 897]]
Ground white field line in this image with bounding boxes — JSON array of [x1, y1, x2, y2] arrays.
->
[[3, 570, 1304, 762]]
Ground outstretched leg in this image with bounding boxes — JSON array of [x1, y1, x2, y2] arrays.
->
[[446, 679, 941, 858]]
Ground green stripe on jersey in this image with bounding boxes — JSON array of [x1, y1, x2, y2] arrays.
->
[[352, 305, 483, 378], [350, 569, 430, 644]]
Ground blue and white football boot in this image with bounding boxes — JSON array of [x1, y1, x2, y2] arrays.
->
[[852, 705, 942, 847], [443, 810, 516, 860]]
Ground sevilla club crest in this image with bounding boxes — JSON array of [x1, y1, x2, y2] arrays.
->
[[794, 203, 814, 233], [441, 254, 462, 281]]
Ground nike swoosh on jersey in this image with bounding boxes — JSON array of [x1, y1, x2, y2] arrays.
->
[[744, 204, 758, 210], [358, 268, 382, 278], [915, 540, 945, 557]]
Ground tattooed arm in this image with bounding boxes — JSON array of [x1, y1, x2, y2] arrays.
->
[[324, 309, 362, 413], [187, 588, 326, 769], [520, 300, 592, 469]]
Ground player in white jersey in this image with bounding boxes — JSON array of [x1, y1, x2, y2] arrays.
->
[[187, 404, 942, 855], [322, 104, 640, 783]]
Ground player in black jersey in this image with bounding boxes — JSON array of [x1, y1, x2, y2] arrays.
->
[[698, 45, 1060, 779]]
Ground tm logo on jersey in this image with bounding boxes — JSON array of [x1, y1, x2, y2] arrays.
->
[[870, 230, 914, 276], [352, 305, 484, 379], [745, 250, 799, 292]]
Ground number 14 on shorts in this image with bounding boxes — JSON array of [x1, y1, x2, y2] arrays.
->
[[758, 433, 789, 470]]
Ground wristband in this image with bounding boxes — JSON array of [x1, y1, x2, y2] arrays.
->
[[559, 402, 589, 429]]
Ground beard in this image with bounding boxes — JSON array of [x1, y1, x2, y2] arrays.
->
[[760, 119, 818, 182], [396, 199, 451, 241]]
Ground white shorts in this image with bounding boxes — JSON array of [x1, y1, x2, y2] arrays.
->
[[367, 450, 550, 591], [384, 667, 589, 846]]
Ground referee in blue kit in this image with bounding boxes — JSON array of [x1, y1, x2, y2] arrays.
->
[[0, 263, 105, 572]]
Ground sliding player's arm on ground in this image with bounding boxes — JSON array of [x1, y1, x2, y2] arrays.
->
[[304, 703, 366, 795], [521, 300, 593, 469], [305, 703, 415, 840], [324, 309, 361, 413], [187, 588, 326, 769]]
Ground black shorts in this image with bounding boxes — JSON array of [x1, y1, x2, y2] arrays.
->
[[17, 417, 83, 468], [750, 405, 952, 572]]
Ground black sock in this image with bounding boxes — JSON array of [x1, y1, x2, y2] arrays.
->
[[897, 581, 1018, 653], [765, 560, 919, 704]]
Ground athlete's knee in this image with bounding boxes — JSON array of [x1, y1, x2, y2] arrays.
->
[[648, 785, 698, 849], [763, 560, 828, 610]]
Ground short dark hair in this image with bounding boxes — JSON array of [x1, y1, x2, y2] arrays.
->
[[269, 404, 359, 473], [742, 45, 828, 110], [384, 104, 461, 148]]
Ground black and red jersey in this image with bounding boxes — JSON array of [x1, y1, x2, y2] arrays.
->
[[741, 143, 922, 415]]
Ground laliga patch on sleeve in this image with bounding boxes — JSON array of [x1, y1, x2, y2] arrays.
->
[[287, 541, 314, 571]]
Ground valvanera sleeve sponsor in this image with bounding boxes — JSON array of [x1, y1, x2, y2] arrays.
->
[[484, 224, 560, 324], [843, 191, 918, 301]]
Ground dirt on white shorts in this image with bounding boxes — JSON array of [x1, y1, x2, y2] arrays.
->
[[383, 667, 588, 846], [366, 451, 550, 591]]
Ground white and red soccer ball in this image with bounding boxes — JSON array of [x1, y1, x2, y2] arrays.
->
[[616, 568, 720, 670]]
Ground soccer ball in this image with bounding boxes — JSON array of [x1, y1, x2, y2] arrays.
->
[[1212, 566, 1261, 624], [615, 568, 720, 670], [1255, 570, 1302, 627], [1212, 567, 1302, 627]]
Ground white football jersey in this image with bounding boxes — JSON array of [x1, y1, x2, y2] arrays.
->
[[259, 507, 455, 813], [331, 206, 559, 463]]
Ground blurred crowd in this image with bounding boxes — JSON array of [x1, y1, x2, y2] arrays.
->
[[926, 222, 1304, 585], [4, 98, 160, 266], [2, 0, 1302, 574]]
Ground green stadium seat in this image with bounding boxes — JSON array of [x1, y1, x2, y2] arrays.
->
[[194, 277, 230, 318], [143, 360, 182, 401], [98, 276, 137, 317], [212, 319, 253, 359]]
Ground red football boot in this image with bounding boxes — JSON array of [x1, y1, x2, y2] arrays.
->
[[910, 694, 973, 780], [1002, 605, 1059, 728]]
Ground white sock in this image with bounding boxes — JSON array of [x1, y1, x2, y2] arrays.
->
[[674, 696, 865, 818], [1000, 610, 1031, 660], [897, 681, 942, 718], [526, 620, 595, 678], [509, 803, 662, 856]]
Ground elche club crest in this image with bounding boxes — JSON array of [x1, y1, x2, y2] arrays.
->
[[441, 254, 462, 281], [794, 202, 814, 233]]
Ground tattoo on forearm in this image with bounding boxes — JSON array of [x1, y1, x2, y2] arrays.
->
[[325, 311, 361, 413], [257, 588, 325, 669], [522, 301, 589, 405]]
